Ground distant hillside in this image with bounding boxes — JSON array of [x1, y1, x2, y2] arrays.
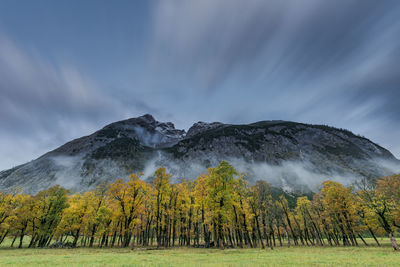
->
[[1, 114, 399, 193]]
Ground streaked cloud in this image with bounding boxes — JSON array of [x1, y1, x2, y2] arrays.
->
[[0, 34, 143, 169], [0, 0, 399, 169]]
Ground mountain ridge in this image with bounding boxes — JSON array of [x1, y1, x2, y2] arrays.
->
[[1, 114, 399, 193]]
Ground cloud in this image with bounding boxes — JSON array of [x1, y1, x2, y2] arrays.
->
[[1, 0, 400, 171], [0, 34, 143, 170], [144, 0, 400, 158], [0, 35, 115, 130]]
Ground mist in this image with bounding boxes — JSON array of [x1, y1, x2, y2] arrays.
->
[[137, 152, 400, 193]]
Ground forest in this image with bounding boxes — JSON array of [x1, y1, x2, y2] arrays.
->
[[0, 161, 399, 251]]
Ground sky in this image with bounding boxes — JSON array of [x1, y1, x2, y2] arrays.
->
[[0, 0, 400, 170]]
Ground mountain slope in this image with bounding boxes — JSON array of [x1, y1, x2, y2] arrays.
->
[[1, 114, 399, 193]]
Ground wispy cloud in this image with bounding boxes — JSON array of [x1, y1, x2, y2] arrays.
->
[[0, 34, 142, 169], [144, 0, 400, 157], [1, 0, 400, 170]]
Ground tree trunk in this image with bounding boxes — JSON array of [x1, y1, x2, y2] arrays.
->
[[10, 235, 17, 247], [72, 229, 80, 247], [255, 216, 265, 249], [89, 224, 97, 247], [358, 234, 368, 246], [368, 227, 380, 246], [18, 231, 25, 248], [389, 233, 399, 251]]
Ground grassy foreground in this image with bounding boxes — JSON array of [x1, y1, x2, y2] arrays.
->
[[0, 244, 399, 267]]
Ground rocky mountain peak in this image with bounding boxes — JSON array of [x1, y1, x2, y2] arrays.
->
[[186, 121, 224, 137], [105, 114, 185, 148], [140, 113, 156, 122], [117, 114, 157, 129]]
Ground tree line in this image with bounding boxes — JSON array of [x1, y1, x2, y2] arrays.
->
[[0, 161, 399, 250]]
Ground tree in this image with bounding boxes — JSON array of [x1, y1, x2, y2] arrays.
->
[[108, 173, 148, 247], [357, 175, 400, 250], [85, 183, 109, 247], [248, 181, 269, 248], [205, 161, 238, 249], [320, 181, 358, 246], [29, 186, 69, 248], [57, 193, 90, 247], [12, 194, 33, 248], [0, 191, 19, 245], [376, 175, 400, 229], [193, 174, 211, 247], [152, 168, 171, 247]]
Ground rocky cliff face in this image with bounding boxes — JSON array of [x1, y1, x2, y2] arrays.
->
[[1, 114, 399, 193]]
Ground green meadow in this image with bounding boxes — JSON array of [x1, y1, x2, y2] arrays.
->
[[0, 238, 399, 267]]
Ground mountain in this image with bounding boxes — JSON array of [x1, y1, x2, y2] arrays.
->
[[1, 114, 399, 193]]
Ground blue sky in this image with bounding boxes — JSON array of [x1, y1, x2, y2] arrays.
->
[[1, 0, 400, 170]]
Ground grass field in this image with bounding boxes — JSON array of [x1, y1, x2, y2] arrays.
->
[[0, 239, 399, 266]]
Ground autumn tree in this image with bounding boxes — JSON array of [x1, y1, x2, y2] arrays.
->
[[11, 194, 34, 248], [357, 175, 400, 250], [193, 174, 211, 247], [205, 161, 238, 249], [320, 181, 358, 246], [85, 183, 109, 247], [0, 191, 19, 245], [248, 181, 270, 248], [108, 173, 148, 247], [29, 186, 69, 248], [151, 167, 171, 247]]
